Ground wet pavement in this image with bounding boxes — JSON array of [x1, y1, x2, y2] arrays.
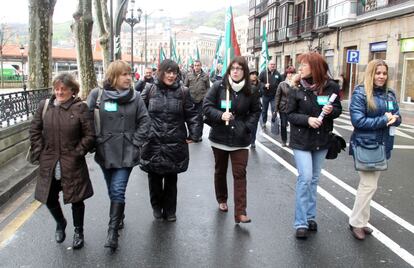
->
[[0, 112, 413, 267]]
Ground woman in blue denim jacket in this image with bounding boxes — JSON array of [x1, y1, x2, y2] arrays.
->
[[348, 59, 401, 240]]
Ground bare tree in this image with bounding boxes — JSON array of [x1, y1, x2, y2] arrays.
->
[[72, 0, 97, 99], [94, 0, 111, 72], [28, 0, 56, 90]]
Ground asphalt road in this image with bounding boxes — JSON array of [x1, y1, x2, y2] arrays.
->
[[0, 112, 413, 267]]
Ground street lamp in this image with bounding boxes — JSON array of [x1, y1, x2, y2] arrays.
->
[[144, 9, 163, 67], [124, 0, 142, 79], [19, 44, 26, 91], [19, 44, 29, 118]]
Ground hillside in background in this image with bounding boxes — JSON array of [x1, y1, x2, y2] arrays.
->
[[5, 3, 248, 47]]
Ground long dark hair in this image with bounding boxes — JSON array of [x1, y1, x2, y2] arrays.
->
[[223, 56, 251, 95]]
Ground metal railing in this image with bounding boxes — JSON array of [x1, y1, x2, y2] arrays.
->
[[278, 27, 288, 41], [0, 88, 51, 128], [0, 75, 26, 89]]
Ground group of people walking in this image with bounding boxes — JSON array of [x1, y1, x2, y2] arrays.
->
[[28, 52, 401, 252]]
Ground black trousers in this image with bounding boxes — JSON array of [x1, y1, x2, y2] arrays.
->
[[46, 178, 85, 227], [148, 172, 178, 216], [280, 112, 288, 143], [194, 101, 204, 138]]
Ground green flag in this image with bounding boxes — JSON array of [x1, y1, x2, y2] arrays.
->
[[170, 36, 178, 62], [210, 35, 223, 77], [222, 6, 241, 76], [260, 21, 270, 73], [195, 46, 200, 61]]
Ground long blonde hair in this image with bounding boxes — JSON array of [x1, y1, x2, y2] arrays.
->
[[364, 59, 388, 111]]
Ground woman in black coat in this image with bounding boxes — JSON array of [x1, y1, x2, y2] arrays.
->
[[203, 56, 261, 223], [140, 59, 201, 222], [287, 52, 342, 239]]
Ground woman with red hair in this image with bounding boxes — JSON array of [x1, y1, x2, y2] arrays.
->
[[287, 52, 342, 239]]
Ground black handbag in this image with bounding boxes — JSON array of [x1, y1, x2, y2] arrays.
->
[[353, 142, 388, 171], [326, 133, 346, 159]]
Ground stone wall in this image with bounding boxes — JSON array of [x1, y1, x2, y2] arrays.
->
[[0, 121, 30, 167]]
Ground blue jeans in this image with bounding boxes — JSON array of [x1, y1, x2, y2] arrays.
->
[[293, 149, 328, 229], [100, 166, 133, 203], [261, 95, 275, 124]]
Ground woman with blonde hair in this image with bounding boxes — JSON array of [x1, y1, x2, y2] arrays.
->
[[87, 60, 150, 251], [348, 59, 401, 240]]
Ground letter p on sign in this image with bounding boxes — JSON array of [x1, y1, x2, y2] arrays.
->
[[347, 50, 360, 64]]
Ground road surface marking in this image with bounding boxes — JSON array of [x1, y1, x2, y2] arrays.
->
[[261, 132, 414, 234], [256, 141, 414, 267], [0, 200, 41, 249]]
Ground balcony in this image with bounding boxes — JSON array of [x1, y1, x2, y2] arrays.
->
[[287, 22, 299, 40], [298, 17, 316, 38], [277, 27, 288, 42], [255, 0, 269, 15], [327, 0, 358, 27], [314, 10, 329, 30], [254, 36, 262, 49], [357, 0, 406, 15]]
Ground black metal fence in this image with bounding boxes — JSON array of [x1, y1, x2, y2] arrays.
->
[[0, 88, 51, 128]]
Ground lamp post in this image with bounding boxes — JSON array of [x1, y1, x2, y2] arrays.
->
[[144, 9, 163, 67], [20, 44, 28, 117], [19, 44, 26, 91], [124, 0, 142, 79]]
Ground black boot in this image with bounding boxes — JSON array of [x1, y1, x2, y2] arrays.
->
[[48, 206, 67, 243], [72, 203, 85, 249], [118, 214, 125, 230], [104, 202, 125, 250]]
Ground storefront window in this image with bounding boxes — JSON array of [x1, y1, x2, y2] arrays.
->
[[402, 54, 414, 103]]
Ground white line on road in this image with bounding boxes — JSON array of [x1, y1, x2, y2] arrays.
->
[[260, 132, 414, 235], [256, 141, 414, 267]]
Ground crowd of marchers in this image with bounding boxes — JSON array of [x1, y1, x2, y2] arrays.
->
[[27, 52, 401, 252]]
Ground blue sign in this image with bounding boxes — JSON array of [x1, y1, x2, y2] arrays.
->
[[347, 50, 360, 64]]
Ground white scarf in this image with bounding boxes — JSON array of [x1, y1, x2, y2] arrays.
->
[[228, 76, 245, 92]]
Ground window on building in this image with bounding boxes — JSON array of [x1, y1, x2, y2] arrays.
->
[[402, 54, 414, 103]]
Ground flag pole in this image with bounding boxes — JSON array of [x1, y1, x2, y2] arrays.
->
[[225, 48, 230, 126]]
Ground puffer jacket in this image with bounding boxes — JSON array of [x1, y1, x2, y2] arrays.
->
[[30, 96, 95, 204], [184, 70, 210, 103], [86, 86, 151, 169], [139, 79, 202, 174], [203, 79, 261, 147], [349, 85, 401, 159], [287, 79, 342, 151]]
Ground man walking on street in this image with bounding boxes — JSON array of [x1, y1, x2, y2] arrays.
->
[[184, 60, 210, 141], [135, 67, 155, 93], [259, 60, 283, 129]]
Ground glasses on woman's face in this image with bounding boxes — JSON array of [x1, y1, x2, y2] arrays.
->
[[230, 66, 243, 72]]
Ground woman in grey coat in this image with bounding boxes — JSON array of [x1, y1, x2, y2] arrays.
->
[[87, 60, 150, 251]]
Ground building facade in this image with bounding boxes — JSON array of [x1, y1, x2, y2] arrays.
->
[[247, 0, 414, 109]]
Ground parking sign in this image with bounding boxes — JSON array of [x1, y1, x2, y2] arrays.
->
[[347, 50, 360, 64]]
